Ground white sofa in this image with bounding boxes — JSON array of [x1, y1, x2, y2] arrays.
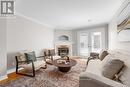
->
[[79, 49, 130, 87]]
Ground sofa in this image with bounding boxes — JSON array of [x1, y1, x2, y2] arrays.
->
[[79, 49, 130, 87]]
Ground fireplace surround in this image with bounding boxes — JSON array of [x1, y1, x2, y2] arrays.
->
[[55, 30, 73, 56], [55, 43, 73, 56]]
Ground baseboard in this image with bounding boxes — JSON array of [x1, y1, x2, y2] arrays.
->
[[0, 75, 8, 81], [0, 68, 24, 81], [0, 68, 23, 81], [7, 68, 16, 74], [7, 68, 24, 74]]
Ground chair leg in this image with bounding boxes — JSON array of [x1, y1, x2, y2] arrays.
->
[[16, 67, 35, 77], [32, 67, 35, 77], [15, 56, 35, 77], [16, 63, 18, 74], [51, 56, 53, 61]]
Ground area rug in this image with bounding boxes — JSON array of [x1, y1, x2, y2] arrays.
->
[[0, 59, 87, 87]]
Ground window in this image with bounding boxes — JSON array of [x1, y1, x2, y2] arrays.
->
[[79, 33, 89, 56], [92, 32, 102, 52], [59, 35, 69, 41]]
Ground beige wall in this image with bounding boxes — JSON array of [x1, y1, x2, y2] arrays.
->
[[108, 0, 130, 51], [7, 15, 54, 71], [0, 18, 7, 80]]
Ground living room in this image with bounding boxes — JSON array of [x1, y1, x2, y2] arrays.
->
[[0, 0, 130, 87]]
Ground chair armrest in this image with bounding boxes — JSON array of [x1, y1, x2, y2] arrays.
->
[[17, 61, 28, 63], [36, 56, 44, 58], [15, 56, 34, 66], [18, 60, 34, 63], [36, 56, 45, 61], [79, 72, 128, 87]]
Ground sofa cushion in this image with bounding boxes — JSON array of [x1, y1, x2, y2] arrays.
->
[[99, 50, 108, 60], [19, 60, 46, 70], [86, 59, 102, 76], [101, 59, 124, 79]]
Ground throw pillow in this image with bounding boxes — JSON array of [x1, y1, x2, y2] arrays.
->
[[101, 59, 124, 79], [118, 65, 129, 85], [25, 51, 37, 64], [17, 50, 34, 61], [99, 50, 108, 60]]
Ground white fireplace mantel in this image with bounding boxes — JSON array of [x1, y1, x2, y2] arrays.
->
[[55, 41, 73, 56], [54, 30, 73, 56]]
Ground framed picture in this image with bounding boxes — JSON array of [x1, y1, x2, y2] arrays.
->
[[117, 2, 130, 42]]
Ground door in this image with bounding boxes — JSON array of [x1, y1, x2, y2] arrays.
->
[[91, 32, 102, 53], [78, 28, 105, 57], [79, 32, 90, 56]]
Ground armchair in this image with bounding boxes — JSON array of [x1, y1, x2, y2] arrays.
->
[[44, 49, 61, 64], [15, 51, 47, 77], [86, 50, 108, 66], [86, 52, 99, 65]]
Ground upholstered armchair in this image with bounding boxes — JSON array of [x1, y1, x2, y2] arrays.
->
[[86, 52, 99, 65], [86, 50, 108, 66], [44, 49, 61, 64], [15, 50, 47, 77]]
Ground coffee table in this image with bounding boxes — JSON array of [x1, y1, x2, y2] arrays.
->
[[53, 59, 77, 72]]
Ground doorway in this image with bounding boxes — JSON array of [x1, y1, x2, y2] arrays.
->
[[77, 28, 107, 56]]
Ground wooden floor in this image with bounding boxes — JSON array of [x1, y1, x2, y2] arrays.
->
[[0, 72, 23, 84]]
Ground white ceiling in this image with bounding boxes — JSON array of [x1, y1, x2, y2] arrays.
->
[[16, 0, 125, 29]]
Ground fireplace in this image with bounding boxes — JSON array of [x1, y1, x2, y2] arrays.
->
[[55, 44, 72, 57], [55, 30, 73, 56], [58, 46, 69, 57]]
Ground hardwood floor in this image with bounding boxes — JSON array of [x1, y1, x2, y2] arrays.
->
[[0, 71, 23, 84]]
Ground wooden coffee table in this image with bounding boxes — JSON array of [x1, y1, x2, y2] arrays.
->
[[53, 59, 77, 72]]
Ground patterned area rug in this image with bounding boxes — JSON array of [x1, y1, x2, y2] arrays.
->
[[0, 59, 87, 87]]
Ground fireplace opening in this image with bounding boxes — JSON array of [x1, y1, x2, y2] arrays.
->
[[58, 46, 69, 57]]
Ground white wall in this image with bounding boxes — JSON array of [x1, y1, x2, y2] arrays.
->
[[108, 0, 130, 51], [0, 18, 7, 80], [7, 15, 54, 70]]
